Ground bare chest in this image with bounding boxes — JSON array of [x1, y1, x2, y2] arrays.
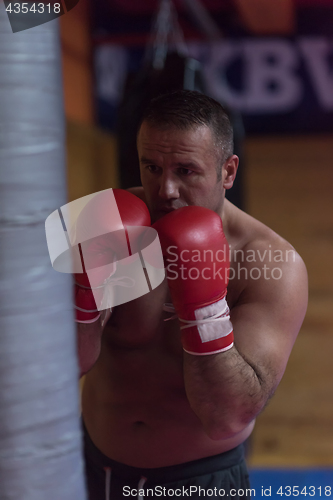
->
[[94, 280, 186, 409], [103, 279, 178, 349], [103, 271, 242, 353]]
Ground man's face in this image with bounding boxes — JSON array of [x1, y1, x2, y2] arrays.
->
[[137, 122, 225, 223]]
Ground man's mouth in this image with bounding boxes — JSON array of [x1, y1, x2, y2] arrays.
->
[[151, 204, 189, 222], [156, 204, 187, 213], [158, 207, 177, 213], [152, 206, 181, 222]]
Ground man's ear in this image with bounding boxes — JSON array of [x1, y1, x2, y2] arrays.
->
[[223, 155, 239, 190]]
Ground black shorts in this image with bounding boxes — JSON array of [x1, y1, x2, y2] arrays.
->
[[83, 421, 251, 500]]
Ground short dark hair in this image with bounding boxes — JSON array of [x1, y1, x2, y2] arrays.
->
[[139, 90, 234, 167]]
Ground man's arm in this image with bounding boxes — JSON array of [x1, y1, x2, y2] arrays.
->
[[73, 189, 151, 377], [183, 247, 308, 440], [77, 309, 111, 378]]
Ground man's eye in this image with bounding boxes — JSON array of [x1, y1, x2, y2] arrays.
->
[[178, 168, 193, 176], [147, 165, 159, 173]]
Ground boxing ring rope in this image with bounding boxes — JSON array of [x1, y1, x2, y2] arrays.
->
[[0, 5, 87, 499]]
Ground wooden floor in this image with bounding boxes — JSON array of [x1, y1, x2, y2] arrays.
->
[[244, 135, 333, 467]]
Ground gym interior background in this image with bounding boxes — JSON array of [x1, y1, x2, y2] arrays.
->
[[62, 0, 332, 483]]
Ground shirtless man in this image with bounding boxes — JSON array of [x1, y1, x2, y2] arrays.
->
[[77, 91, 308, 499]]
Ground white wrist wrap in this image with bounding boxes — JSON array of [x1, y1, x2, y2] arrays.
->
[[190, 297, 233, 343]]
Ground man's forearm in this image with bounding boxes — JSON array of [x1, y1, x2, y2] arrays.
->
[[77, 309, 111, 377], [183, 346, 267, 440]]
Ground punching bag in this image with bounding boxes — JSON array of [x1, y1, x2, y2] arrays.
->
[[0, 6, 87, 499]]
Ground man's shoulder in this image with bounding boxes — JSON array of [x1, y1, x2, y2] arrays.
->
[[226, 200, 298, 263], [127, 186, 147, 203], [226, 201, 307, 303], [241, 225, 297, 269]]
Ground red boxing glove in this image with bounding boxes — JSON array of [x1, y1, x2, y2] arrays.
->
[[74, 189, 151, 323], [153, 206, 234, 355]]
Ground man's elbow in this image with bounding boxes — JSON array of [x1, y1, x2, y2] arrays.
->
[[203, 418, 248, 441], [202, 404, 263, 441]]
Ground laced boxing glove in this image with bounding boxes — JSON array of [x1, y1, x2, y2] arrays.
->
[[153, 206, 234, 355], [74, 189, 151, 323]]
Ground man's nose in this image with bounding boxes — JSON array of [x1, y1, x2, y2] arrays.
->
[[158, 173, 180, 200]]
